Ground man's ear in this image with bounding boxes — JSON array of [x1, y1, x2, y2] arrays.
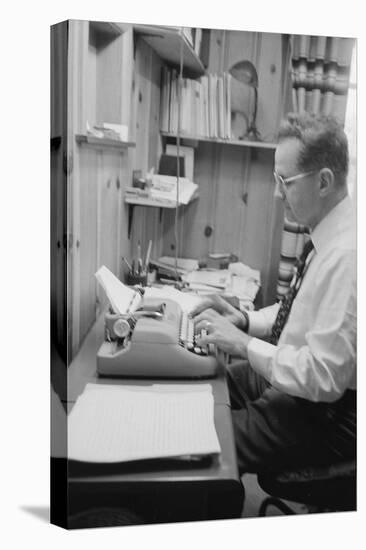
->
[[318, 168, 334, 197]]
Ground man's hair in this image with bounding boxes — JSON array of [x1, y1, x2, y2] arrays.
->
[[278, 113, 349, 186]]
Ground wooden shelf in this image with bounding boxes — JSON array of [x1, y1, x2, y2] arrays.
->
[[125, 193, 199, 239], [134, 25, 205, 77], [125, 191, 199, 209], [75, 134, 135, 150], [161, 132, 277, 150], [89, 21, 125, 38]]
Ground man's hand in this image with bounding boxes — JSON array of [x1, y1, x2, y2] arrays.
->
[[190, 294, 248, 330], [194, 309, 252, 357]]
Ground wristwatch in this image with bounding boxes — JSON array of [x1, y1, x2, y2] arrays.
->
[[239, 307, 250, 333]]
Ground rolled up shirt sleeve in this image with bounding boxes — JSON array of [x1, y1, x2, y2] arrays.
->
[[246, 303, 279, 338]]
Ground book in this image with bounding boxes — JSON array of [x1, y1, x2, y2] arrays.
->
[[68, 383, 221, 464]]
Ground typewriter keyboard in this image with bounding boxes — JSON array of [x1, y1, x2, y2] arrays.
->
[[180, 311, 208, 355]]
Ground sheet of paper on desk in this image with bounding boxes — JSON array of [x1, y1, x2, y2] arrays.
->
[[95, 265, 140, 314], [68, 384, 221, 463]]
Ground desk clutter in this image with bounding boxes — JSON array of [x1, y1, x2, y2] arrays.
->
[[149, 254, 260, 311], [68, 383, 221, 465]]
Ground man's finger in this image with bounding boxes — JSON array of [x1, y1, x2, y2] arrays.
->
[[190, 299, 212, 318], [195, 333, 215, 346], [193, 309, 218, 326], [195, 318, 214, 332]]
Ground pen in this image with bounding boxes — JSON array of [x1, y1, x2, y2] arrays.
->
[[144, 240, 152, 271], [122, 257, 132, 271], [137, 241, 143, 274]]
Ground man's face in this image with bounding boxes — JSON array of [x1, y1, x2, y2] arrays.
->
[[274, 138, 319, 228]]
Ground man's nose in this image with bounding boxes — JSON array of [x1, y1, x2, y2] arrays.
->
[[274, 181, 284, 199]]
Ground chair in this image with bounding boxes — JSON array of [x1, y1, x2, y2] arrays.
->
[[257, 459, 356, 516]]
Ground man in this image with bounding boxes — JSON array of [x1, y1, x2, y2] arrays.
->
[[192, 113, 356, 474]]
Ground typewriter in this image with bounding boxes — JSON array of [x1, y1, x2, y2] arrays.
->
[[97, 295, 219, 379]]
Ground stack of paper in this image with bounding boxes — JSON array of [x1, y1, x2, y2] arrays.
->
[[149, 175, 198, 206], [68, 384, 221, 464]]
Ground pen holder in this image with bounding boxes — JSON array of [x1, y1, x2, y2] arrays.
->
[[126, 272, 147, 286]]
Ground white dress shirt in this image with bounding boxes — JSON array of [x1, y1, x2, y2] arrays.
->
[[246, 196, 356, 402]]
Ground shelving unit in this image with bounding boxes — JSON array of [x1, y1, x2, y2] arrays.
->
[[161, 131, 277, 150], [75, 134, 135, 149], [89, 20, 125, 38], [134, 24, 205, 77]]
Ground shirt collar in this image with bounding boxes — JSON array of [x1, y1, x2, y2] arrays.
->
[[310, 196, 354, 253]]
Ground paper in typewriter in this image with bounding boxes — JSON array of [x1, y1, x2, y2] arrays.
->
[[95, 265, 140, 314], [68, 384, 221, 463]]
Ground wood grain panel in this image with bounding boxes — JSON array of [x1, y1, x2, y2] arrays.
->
[[211, 145, 249, 257], [77, 147, 98, 344], [255, 33, 284, 142], [96, 32, 124, 125], [161, 142, 220, 259], [129, 37, 152, 255]]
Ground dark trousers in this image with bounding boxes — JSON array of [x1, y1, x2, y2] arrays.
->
[[226, 361, 356, 475]]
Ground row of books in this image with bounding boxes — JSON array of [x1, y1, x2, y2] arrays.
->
[[160, 68, 232, 139]]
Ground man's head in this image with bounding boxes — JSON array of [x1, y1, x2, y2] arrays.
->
[[274, 113, 349, 229]]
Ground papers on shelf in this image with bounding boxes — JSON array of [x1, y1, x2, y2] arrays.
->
[[95, 265, 141, 314], [125, 175, 198, 208], [86, 120, 128, 142], [68, 383, 221, 464], [150, 175, 198, 205]]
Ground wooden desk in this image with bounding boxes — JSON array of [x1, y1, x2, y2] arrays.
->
[[65, 314, 244, 526]]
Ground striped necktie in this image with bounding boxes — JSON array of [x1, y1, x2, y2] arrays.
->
[[270, 239, 314, 345]]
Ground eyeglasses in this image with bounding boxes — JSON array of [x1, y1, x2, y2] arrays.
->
[[273, 170, 316, 189]]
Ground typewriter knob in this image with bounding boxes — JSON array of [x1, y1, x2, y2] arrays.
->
[[113, 318, 132, 338]]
